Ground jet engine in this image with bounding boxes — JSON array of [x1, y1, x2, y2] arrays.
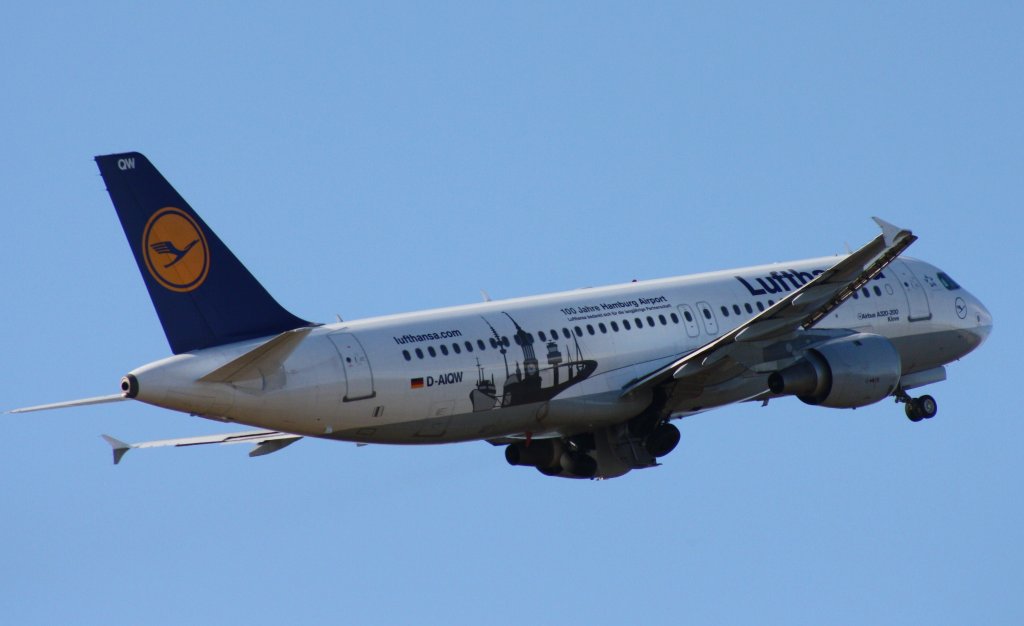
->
[[767, 333, 901, 409], [505, 421, 680, 480], [505, 438, 600, 479]]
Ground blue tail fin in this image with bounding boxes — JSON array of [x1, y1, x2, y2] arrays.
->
[[96, 152, 313, 354]]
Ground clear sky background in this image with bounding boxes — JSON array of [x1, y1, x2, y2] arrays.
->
[[2, 3, 1021, 624]]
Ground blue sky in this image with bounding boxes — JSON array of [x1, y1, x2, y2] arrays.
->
[[2, 3, 1021, 624]]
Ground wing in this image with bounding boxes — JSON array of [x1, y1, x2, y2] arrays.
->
[[101, 430, 303, 464], [621, 217, 916, 405]]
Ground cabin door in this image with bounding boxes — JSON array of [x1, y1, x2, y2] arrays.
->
[[329, 333, 376, 401], [892, 261, 932, 322]]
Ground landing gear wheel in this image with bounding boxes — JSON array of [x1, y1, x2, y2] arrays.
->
[[905, 400, 924, 422], [903, 394, 937, 422], [645, 423, 681, 458], [918, 395, 937, 419]]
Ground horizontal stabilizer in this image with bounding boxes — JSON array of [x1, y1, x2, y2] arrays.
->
[[101, 434, 131, 465], [100, 429, 302, 464], [198, 327, 312, 384], [9, 394, 127, 414]]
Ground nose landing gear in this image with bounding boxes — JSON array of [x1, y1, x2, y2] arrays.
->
[[896, 389, 937, 422]]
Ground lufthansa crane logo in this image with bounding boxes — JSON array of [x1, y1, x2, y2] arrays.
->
[[142, 207, 209, 292]]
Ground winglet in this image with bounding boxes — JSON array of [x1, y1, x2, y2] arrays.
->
[[872, 217, 912, 247], [101, 434, 132, 465]]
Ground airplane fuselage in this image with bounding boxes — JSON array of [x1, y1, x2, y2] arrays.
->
[[127, 255, 991, 445]]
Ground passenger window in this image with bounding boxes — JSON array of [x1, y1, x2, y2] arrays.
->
[[415, 348, 424, 359], [646, 316, 655, 326], [574, 326, 583, 337], [862, 288, 870, 298], [635, 318, 643, 328], [403, 350, 411, 361], [873, 286, 882, 296], [744, 303, 753, 314], [586, 324, 595, 335], [623, 319, 632, 330], [702, 309, 711, 319], [478, 339, 486, 350], [659, 315, 667, 325], [440, 345, 449, 355], [562, 328, 571, 339], [599, 322, 607, 333], [670, 313, 679, 324], [428, 346, 437, 357], [733, 304, 741, 315], [684, 311, 693, 322], [465, 341, 474, 352], [756, 302, 764, 311], [720, 306, 729, 317], [611, 321, 619, 332], [453, 343, 461, 354], [502, 336, 510, 347], [538, 331, 547, 342]]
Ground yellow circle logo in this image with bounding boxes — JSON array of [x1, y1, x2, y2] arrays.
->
[[142, 207, 209, 292]]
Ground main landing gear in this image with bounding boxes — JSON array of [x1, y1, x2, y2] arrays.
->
[[896, 388, 937, 422]]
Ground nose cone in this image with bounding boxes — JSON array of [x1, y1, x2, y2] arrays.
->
[[967, 294, 993, 347]]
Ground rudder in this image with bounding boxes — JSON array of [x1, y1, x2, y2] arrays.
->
[[95, 152, 313, 354]]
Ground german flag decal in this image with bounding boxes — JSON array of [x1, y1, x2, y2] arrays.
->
[[410, 377, 425, 389]]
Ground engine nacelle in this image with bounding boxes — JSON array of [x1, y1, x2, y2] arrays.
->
[[767, 333, 901, 408], [505, 440, 599, 479], [505, 422, 671, 480]]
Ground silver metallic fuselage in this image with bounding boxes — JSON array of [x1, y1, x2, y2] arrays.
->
[[128, 256, 992, 444]]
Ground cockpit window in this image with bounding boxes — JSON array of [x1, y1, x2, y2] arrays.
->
[[937, 272, 961, 290]]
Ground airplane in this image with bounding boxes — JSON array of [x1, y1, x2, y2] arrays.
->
[[10, 152, 993, 479]]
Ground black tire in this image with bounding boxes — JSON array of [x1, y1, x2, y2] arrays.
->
[[919, 395, 937, 419], [905, 400, 924, 422]]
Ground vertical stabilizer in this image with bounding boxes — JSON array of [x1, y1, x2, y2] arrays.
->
[[95, 152, 312, 354]]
